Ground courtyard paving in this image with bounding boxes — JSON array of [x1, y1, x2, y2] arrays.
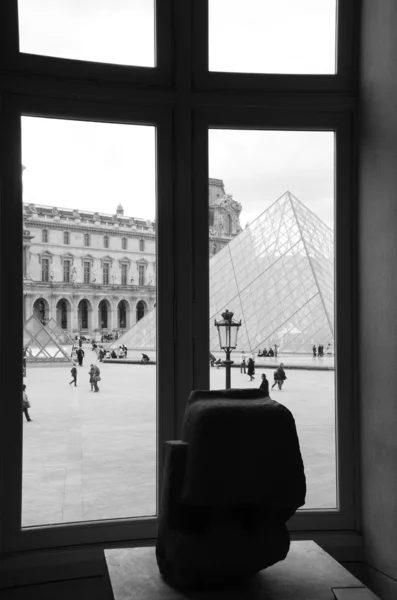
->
[[22, 348, 336, 528]]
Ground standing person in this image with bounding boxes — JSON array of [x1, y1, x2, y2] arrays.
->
[[89, 364, 96, 392], [123, 345, 128, 358], [22, 384, 32, 422], [247, 356, 255, 381], [76, 347, 85, 367], [259, 373, 269, 396], [272, 363, 287, 390], [240, 351, 246, 374], [78, 337, 83, 348], [326, 342, 332, 356], [69, 365, 77, 387], [274, 344, 278, 358], [93, 364, 101, 392], [312, 344, 317, 357]]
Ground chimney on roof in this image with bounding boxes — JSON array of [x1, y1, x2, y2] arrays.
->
[[116, 203, 124, 216]]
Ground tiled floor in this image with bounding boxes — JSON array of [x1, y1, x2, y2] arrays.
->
[[22, 349, 336, 527]]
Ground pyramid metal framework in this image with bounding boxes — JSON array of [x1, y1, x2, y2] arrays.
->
[[210, 191, 334, 353], [109, 192, 334, 354], [108, 307, 156, 351], [46, 317, 75, 348], [24, 315, 73, 363]]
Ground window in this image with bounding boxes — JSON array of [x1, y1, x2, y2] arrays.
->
[[18, 0, 155, 68], [121, 263, 128, 286], [122, 237, 127, 250], [104, 235, 109, 248], [84, 261, 91, 284], [103, 262, 110, 285], [84, 233, 90, 247], [41, 258, 49, 282], [138, 265, 145, 286], [3, 0, 357, 557], [42, 229, 48, 243], [63, 259, 71, 283], [209, 128, 336, 510], [63, 231, 70, 245], [136, 300, 147, 322], [209, 0, 337, 75]]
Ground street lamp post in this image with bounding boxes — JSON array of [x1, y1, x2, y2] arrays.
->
[[214, 309, 241, 390]]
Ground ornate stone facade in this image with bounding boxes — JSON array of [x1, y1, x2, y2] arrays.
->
[[23, 180, 242, 336]]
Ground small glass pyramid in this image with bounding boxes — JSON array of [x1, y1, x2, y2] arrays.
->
[[24, 315, 73, 363], [46, 317, 75, 348]]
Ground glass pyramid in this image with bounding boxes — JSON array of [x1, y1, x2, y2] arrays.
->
[[46, 317, 75, 348], [210, 191, 334, 353], [111, 192, 334, 354], [24, 315, 73, 363], [108, 306, 156, 351]]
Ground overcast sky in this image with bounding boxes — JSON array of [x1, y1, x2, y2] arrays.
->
[[19, 1, 336, 229]]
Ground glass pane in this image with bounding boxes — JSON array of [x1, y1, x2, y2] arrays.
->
[[22, 116, 156, 526], [18, 0, 155, 67], [209, 0, 337, 74], [209, 129, 336, 510]]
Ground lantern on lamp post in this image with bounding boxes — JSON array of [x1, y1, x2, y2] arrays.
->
[[214, 309, 242, 389]]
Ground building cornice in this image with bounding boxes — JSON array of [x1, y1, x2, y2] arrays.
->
[[24, 218, 155, 239]]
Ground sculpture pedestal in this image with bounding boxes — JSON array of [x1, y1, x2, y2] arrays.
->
[[105, 540, 372, 600]]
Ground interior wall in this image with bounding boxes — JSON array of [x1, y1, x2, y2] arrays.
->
[[358, 2, 397, 600]]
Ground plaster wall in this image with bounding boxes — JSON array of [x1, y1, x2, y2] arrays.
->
[[358, 2, 397, 599]]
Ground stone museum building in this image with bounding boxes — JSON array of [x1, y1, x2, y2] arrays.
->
[[22, 178, 242, 336]]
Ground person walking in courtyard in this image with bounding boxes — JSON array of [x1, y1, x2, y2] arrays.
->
[[240, 350, 246, 374], [247, 356, 255, 381], [259, 373, 269, 396], [22, 384, 32, 422], [69, 365, 77, 387], [312, 344, 317, 357], [274, 344, 278, 357], [76, 347, 85, 367], [272, 363, 287, 390]]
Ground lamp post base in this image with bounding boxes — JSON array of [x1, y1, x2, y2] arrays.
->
[[223, 359, 234, 389]]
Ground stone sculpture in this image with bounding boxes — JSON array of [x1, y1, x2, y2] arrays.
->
[[156, 388, 306, 589]]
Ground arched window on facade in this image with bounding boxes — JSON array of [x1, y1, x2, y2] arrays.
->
[[63, 231, 70, 245], [99, 300, 108, 329], [118, 300, 127, 329], [122, 237, 127, 250], [39, 300, 46, 324], [136, 300, 146, 322], [139, 238, 145, 251], [42, 229, 48, 243], [60, 300, 67, 329], [84, 233, 90, 247], [104, 235, 109, 248]]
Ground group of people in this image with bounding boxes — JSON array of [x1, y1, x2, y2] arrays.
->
[[69, 363, 101, 392], [257, 345, 278, 357], [258, 365, 287, 394], [312, 343, 332, 357]]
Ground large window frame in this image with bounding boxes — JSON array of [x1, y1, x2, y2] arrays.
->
[[0, 0, 360, 563], [0, 95, 174, 553]]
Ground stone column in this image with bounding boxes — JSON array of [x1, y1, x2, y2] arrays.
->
[[111, 296, 118, 331], [49, 292, 57, 323], [24, 292, 33, 322], [92, 294, 99, 332], [71, 293, 80, 333]]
